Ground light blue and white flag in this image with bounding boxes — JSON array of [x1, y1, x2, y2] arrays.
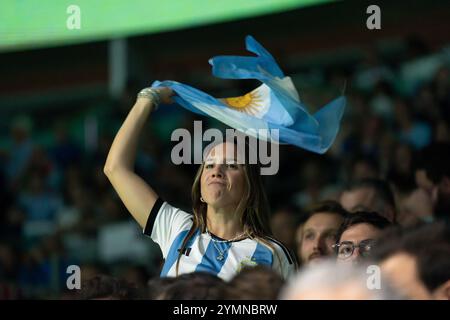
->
[[152, 35, 346, 154]]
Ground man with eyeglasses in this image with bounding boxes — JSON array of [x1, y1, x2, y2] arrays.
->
[[333, 211, 391, 265]]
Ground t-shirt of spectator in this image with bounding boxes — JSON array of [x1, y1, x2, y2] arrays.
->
[[144, 198, 296, 281]]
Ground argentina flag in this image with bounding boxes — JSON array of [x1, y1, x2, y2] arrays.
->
[[152, 35, 346, 154]]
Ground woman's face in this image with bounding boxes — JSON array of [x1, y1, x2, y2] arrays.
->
[[200, 142, 246, 209]]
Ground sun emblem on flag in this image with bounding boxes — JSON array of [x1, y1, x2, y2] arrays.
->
[[222, 91, 264, 116], [220, 84, 271, 119]]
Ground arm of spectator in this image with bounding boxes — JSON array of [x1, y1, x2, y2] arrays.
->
[[104, 87, 174, 229]]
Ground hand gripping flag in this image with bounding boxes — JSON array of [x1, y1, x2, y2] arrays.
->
[[152, 35, 346, 154]]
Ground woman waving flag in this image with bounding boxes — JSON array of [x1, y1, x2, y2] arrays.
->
[[152, 35, 346, 154]]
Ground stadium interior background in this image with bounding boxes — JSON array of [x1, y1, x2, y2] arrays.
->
[[0, 0, 449, 298]]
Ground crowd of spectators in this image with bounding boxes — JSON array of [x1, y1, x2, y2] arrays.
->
[[0, 35, 449, 299]]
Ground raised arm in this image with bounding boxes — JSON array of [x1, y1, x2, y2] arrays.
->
[[103, 87, 173, 228]]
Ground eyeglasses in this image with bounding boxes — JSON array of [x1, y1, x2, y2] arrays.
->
[[332, 239, 375, 260]]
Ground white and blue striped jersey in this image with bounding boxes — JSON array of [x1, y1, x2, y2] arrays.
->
[[144, 198, 297, 281]]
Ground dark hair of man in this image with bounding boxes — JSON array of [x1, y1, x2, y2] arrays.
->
[[147, 276, 178, 299], [77, 275, 142, 300], [224, 265, 285, 300], [157, 272, 226, 300], [335, 211, 392, 243]]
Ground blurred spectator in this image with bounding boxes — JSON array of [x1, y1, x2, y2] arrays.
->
[[0, 243, 19, 286], [292, 154, 338, 208], [435, 120, 450, 143], [270, 206, 298, 252], [77, 274, 143, 300], [96, 194, 128, 224], [353, 48, 396, 94], [280, 259, 400, 300], [5, 116, 34, 191], [394, 98, 431, 150], [79, 264, 110, 283], [415, 143, 450, 221], [369, 82, 395, 125], [57, 185, 84, 231], [0, 163, 13, 227], [224, 265, 284, 300], [118, 265, 150, 288], [17, 245, 52, 297], [16, 234, 73, 298], [431, 67, 450, 122], [414, 85, 440, 122], [50, 123, 81, 173], [2, 206, 25, 244], [396, 188, 434, 226], [292, 157, 333, 208], [387, 143, 416, 193], [348, 156, 380, 182], [361, 115, 384, 157], [372, 222, 450, 300], [147, 276, 177, 299], [155, 272, 226, 300], [18, 171, 63, 242], [339, 178, 397, 222], [334, 212, 392, 265]]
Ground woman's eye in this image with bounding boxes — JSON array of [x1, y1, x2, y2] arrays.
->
[[227, 163, 238, 169], [205, 164, 213, 169]]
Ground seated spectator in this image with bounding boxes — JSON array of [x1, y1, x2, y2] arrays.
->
[[279, 259, 401, 300], [224, 265, 284, 300], [155, 272, 226, 300], [297, 200, 347, 266], [396, 188, 434, 226], [415, 143, 450, 221], [340, 178, 397, 222], [372, 222, 450, 300], [334, 211, 391, 265], [394, 98, 432, 150], [349, 156, 380, 182], [387, 143, 416, 193], [18, 172, 63, 243], [270, 206, 298, 253]]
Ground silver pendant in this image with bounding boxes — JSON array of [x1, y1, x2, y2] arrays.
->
[[216, 255, 224, 261]]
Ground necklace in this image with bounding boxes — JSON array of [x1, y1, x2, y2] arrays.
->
[[205, 228, 246, 261], [211, 240, 227, 261]]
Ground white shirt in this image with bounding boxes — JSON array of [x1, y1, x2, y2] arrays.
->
[[144, 198, 297, 281]]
